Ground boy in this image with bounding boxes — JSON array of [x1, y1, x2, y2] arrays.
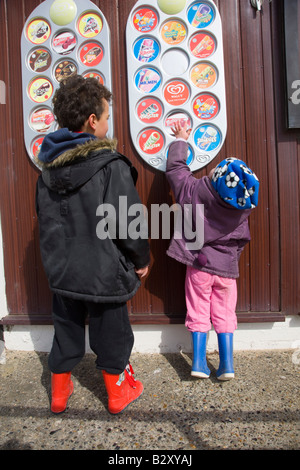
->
[[35, 75, 150, 414]]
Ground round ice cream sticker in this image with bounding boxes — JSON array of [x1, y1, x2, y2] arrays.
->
[[161, 20, 186, 45], [79, 42, 104, 67], [52, 30, 77, 55], [137, 98, 163, 124], [133, 8, 158, 33], [135, 68, 161, 94], [193, 93, 219, 120], [133, 37, 160, 63], [83, 71, 104, 84], [30, 107, 54, 133], [138, 129, 164, 154], [164, 80, 190, 106], [189, 32, 216, 58], [54, 60, 78, 82], [28, 77, 53, 103], [166, 144, 193, 166], [187, 3, 215, 29], [26, 19, 51, 44], [164, 112, 191, 135], [191, 63, 217, 89], [194, 125, 221, 152], [31, 136, 45, 159], [187, 145, 194, 166], [77, 12, 103, 38], [28, 48, 52, 73]]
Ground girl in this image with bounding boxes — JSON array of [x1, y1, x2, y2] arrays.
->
[[166, 122, 259, 380]]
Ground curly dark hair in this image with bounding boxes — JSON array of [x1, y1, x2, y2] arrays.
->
[[52, 75, 112, 131]]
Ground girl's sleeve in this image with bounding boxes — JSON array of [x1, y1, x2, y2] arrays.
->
[[166, 140, 197, 206]]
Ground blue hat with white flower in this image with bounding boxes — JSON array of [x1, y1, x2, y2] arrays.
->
[[211, 158, 259, 210]]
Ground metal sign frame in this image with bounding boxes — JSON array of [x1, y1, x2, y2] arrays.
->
[[126, 0, 227, 172], [21, 0, 113, 168]]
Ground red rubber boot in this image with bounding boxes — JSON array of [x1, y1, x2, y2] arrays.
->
[[51, 372, 74, 414], [102, 363, 143, 414]]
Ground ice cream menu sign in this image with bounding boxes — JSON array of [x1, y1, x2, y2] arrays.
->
[[21, 0, 113, 167], [126, 0, 227, 172]]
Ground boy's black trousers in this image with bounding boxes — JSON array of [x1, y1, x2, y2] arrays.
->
[[48, 294, 134, 375]]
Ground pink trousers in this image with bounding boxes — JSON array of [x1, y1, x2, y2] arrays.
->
[[185, 267, 237, 334]]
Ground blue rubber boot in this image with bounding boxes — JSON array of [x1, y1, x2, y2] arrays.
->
[[217, 333, 234, 381], [191, 332, 210, 378]]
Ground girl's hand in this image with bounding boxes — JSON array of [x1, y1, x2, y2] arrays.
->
[[171, 121, 192, 141]]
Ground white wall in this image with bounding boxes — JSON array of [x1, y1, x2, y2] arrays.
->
[[3, 316, 300, 354]]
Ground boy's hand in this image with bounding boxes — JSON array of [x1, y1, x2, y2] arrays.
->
[[171, 121, 192, 141], [135, 266, 149, 278]]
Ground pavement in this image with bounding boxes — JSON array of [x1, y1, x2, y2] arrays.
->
[[0, 349, 299, 453]]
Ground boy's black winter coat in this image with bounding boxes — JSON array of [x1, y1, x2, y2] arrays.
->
[[36, 136, 150, 303]]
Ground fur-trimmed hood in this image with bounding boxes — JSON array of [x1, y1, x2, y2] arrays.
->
[[37, 127, 117, 169], [37, 128, 122, 194]]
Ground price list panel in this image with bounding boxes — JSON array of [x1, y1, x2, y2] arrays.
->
[[21, 0, 113, 167], [126, 0, 227, 172]]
